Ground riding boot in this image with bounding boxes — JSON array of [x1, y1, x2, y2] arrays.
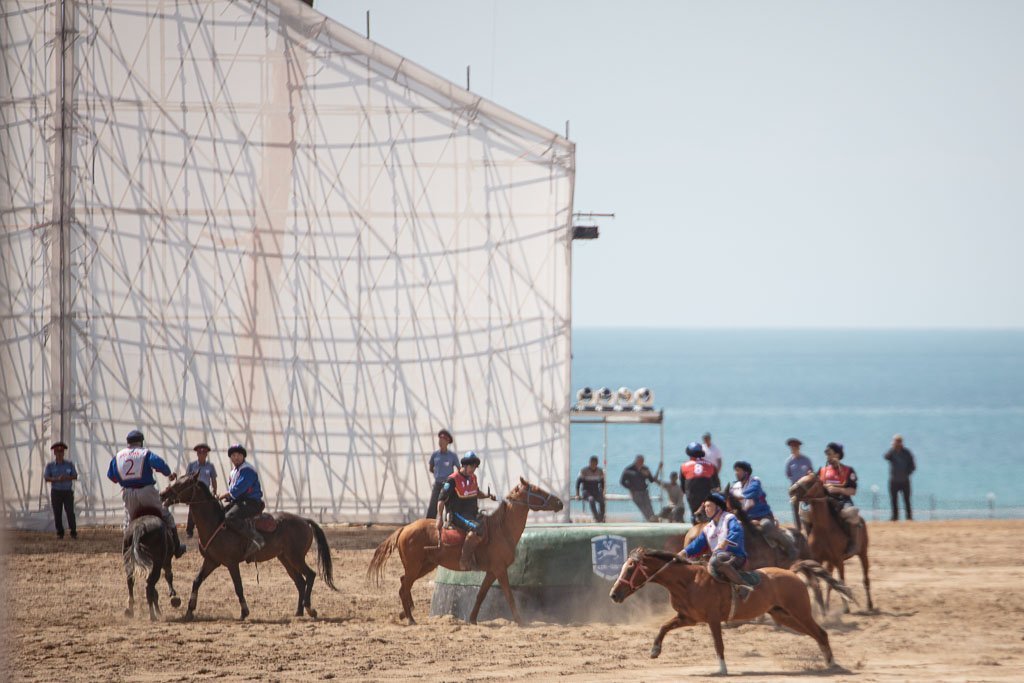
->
[[762, 523, 795, 560], [459, 532, 482, 571], [244, 526, 265, 560], [714, 563, 753, 601]]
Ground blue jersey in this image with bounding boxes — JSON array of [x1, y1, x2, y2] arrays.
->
[[429, 449, 459, 483], [684, 512, 746, 559], [730, 476, 773, 520], [107, 447, 171, 488], [186, 460, 218, 487], [45, 460, 78, 491], [227, 461, 263, 502]]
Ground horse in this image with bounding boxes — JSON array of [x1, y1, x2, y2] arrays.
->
[[123, 512, 181, 620], [160, 473, 337, 620], [368, 477, 563, 625], [789, 470, 874, 612], [609, 548, 851, 675]]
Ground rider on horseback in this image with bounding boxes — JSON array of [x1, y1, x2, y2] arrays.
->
[[680, 442, 719, 523], [676, 492, 753, 600], [729, 461, 794, 557], [218, 444, 265, 558], [435, 451, 495, 570], [107, 429, 186, 558], [817, 442, 863, 556]]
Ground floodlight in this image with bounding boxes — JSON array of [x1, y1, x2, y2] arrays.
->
[[616, 386, 633, 404], [596, 387, 613, 408], [634, 387, 653, 407], [575, 387, 595, 410]]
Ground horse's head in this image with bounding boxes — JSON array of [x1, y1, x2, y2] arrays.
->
[[160, 473, 209, 506], [610, 548, 694, 603], [789, 470, 824, 501], [507, 477, 564, 513]]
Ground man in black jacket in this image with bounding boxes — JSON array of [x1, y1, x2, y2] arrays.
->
[[621, 454, 657, 522], [884, 434, 916, 521]]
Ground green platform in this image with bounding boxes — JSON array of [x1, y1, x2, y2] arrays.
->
[[429, 523, 689, 623]]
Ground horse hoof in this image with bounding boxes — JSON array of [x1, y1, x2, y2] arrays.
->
[[240, 609, 249, 620], [170, 596, 182, 608], [308, 608, 318, 619], [650, 645, 662, 659], [124, 609, 133, 618], [183, 612, 195, 622]]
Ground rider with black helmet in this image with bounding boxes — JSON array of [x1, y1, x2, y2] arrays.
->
[[680, 441, 720, 522], [436, 451, 495, 570], [219, 444, 265, 558]]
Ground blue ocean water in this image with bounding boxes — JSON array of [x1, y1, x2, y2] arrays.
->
[[570, 329, 1024, 520]]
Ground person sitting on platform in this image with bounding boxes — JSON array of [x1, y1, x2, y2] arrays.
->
[[576, 456, 606, 522], [676, 492, 752, 599], [729, 460, 793, 556], [657, 471, 686, 522], [436, 451, 495, 570]]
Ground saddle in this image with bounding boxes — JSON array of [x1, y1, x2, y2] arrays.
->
[[252, 513, 278, 534], [131, 506, 165, 521], [709, 563, 763, 587], [439, 527, 467, 546]]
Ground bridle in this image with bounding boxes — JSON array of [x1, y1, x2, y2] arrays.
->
[[615, 550, 685, 593], [505, 485, 558, 511], [164, 475, 222, 508], [791, 472, 827, 502]]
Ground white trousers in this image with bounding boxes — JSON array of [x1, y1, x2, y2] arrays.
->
[[121, 485, 176, 529]]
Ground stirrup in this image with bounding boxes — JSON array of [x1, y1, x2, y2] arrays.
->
[[735, 584, 753, 601]]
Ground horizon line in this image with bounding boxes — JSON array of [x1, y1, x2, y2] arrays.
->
[[572, 324, 1024, 332]]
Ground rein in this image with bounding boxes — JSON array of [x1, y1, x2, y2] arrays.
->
[[504, 487, 556, 510], [621, 553, 685, 592], [167, 477, 227, 553]]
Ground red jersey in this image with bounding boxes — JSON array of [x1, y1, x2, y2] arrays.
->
[[681, 458, 717, 481], [819, 463, 857, 490], [447, 470, 480, 498]]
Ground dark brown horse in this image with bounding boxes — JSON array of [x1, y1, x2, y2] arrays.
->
[[789, 470, 873, 611], [160, 474, 336, 620], [368, 477, 563, 625], [610, 548, 850, 675], [123, 514, 181, 620]]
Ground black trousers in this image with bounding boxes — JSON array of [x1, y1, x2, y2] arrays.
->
[[225, 498, 265, 528], [51, 490, 76, 536], [889, 479, 912, 520], [582, 493, 606, 522], [425, 480, 446, 519]]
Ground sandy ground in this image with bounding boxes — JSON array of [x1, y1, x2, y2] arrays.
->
[[2, 520, 1023, 682]]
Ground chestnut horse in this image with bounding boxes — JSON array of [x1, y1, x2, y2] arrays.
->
[[160, 474, 336, 620], [610, 548, 849, 675], [368, 477, 563, 625], [789, 470, 874, 611]]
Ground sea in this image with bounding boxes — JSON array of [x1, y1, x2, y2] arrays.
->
[[569, 329, 1024, 521]]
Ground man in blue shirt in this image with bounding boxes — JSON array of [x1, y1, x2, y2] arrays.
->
[[44, 441, 78, 539], [107, 429, 185, 558], [425, 429, 458, 519], [184, 442, 218, 538], [730, 460, 792, 555], [784, 438, 814, 532], [219, 443, 265, 557], [678, 492, 752, 599]]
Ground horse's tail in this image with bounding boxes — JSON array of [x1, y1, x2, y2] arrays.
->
[[123, 516, 164, 574], [790, 559, 858, 607], [367, 526, 403, 587], [307, 519, 337, 591]]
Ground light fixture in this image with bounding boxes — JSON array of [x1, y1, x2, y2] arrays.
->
[[596, 387, 613, 409], [575, 387, 594, 410], [634, 387, 653, 408]]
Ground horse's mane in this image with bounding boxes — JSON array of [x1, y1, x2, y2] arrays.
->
[[644, 549, 679, 562]]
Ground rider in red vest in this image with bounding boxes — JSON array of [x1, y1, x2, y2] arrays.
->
[[435, 451, 495, 570], [817, 442, 863, 555], [680, 442, 720, 522]]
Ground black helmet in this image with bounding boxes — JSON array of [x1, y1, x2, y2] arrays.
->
[[826, 442, 844, 460], [460, 451, 481, 467], [705, 492, 728, 509], [126, 429, 144, 444], [685, 441, 704, 458], [227, 443, 247, 458], [733, 460, 752, 474]]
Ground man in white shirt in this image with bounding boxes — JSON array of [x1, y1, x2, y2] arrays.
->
[[702, 432, 723, 473]]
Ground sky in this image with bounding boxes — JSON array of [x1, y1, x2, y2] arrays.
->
[[319, 1, 1024, 329]]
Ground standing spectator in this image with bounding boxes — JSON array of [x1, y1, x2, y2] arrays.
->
[[184, 442, 218, 538], [657, 471, 686, 522], [701, 432, 723, 473], [620, 454, 657, 522], [884, 434, 916, 521], [44, 441, 78, 539], [680, 442, 719, 522], [783, 437, 814, 532], [576, 455, 606, 522], [425, 429, 458, 519]]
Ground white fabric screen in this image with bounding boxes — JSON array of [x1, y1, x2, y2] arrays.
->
[[1, 0, 574, 527]]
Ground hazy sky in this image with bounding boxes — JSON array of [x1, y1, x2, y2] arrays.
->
[[320, 1, 1024, 328]]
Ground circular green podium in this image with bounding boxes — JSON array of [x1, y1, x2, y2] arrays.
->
[[429, 522, 689, 623]]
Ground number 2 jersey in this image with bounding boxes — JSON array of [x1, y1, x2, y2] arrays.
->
[[107, 447, 171, 488]]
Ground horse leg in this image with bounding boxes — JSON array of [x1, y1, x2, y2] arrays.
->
[[836, 560, 850, 614], [495, 569, 522, 626], [297, 558, 317, 618], [650, 614, 691, 659], [279, 557, 307, 617], [164, 556, 181, 609], [767, 607, 833, 666], [707, 620, 728, 675], [125, 572, 135, 618], [859, 549, 873, 611], [184, 556, 219, 622], [227, 563, 249, 620], [146, 564, 162, 622], [467, 571, 496, 625]]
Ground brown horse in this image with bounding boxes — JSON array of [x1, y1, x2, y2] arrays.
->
[[368, 477, 563, 625], [610, 548, 850, 675], [160, 474, 336, 620], [789, 470, 874, 612], [123, 514, 181, 620]]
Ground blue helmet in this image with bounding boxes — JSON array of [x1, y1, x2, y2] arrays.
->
[[705, 492, 728, 509], [460, 451, 481, 467], [126, 429, 144, 444], [733, 460, 752, 474], [685, 441, 704, 458]]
